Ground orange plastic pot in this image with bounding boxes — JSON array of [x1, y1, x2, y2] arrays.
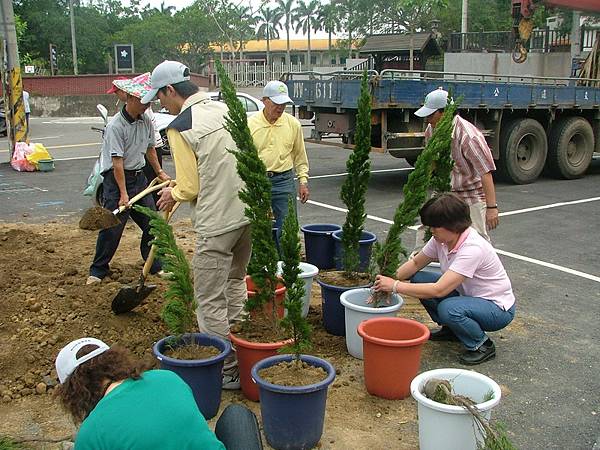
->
[[245, 275, 286, 319], [357, 317, 430, 400], [229, 332, 292, 401]]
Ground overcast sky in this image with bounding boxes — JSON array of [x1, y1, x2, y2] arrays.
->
[[120, 0, 332, 38]]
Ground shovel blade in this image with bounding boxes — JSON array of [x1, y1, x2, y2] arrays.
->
[[111, 283, 157, 314], [79, 206, 121, 231]]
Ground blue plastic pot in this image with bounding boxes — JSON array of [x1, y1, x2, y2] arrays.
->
[[300, 224, 342, 269], [317, 278, 370, 336], [251, 354, 336, 450], [331, 230, 377, 272], [153, 333, 231, 420]]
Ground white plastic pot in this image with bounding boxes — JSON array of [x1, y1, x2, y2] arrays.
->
[[340, 288, 403, 359], [410, 368, 502, 450], [277, 261, 319, 318]]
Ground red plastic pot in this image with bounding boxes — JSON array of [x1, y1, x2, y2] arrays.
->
[[230, 332, 293, 401], [245, 275, 286, 319], [358, 317, 430, 399]]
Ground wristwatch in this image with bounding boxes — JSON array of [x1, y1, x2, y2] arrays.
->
[[486, 205, 498, 209]]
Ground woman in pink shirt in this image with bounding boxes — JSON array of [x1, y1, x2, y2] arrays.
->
[[373, 193, 516, 365]]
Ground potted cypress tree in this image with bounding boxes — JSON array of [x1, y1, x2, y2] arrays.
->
[[135, 205, 232, 420], [317, 71, 376, 336], [341, 98, 458, 358], [252, 199, 336, 450], [215, 61, 292, 401]]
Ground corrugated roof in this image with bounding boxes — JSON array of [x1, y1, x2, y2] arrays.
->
[[360, 33, 434, 53], [212, 38, 358, 53]]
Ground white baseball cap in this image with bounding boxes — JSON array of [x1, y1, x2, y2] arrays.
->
[[263, 80, 293, 105], [142, 60, 191, 104], [414, 88, 449, 117], [55, 337, 110, 384]]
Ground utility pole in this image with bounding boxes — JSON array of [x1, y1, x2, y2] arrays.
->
[[0, 0, 27, 161], [571, 11, 582, 59], [69, 0, 78, 75], [461, 0, 468, 50]]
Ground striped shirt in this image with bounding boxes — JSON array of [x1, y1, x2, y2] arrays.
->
[[425, 115, 496, 205]]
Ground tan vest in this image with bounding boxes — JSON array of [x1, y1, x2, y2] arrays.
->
[[177, 92, 249, 237]]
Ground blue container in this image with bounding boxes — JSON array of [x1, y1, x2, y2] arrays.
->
[[153, 333, 231, 419], [331, 230, 377, 272], [317, 278, 370, 336], [252, 354, 336, 450], [301, 224, 342, 269]]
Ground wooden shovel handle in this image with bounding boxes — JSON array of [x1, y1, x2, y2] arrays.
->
[[141, 202, 181, 279], [113, 179, 172, 214]]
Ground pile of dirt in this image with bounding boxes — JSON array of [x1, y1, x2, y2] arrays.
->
[[0, 220, 437, 449]]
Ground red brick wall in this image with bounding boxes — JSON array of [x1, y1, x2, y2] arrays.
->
[[18, 73, 209, 96]]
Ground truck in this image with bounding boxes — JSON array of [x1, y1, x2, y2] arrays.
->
[[285, 68, 600, 185]]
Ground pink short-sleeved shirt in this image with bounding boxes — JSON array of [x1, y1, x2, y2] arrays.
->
[[422, 228, 515, 311]]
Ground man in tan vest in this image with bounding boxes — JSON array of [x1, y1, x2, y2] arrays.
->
[[143, 61, 250, 390]]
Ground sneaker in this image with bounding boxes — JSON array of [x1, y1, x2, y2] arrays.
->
[[86, 275, 101, 285], [459, 338, 496, 365], [157, 270, 173, 280], [429, 326, 460, 342], [222, 372, 241, 390]]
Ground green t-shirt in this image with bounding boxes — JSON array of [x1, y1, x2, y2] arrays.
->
[[74, 369, 225, 450]]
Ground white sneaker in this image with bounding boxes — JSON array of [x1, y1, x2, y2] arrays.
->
[[157, 270, 173, 280], [222, 372, 241, 390], [86, 275, 101, 285]]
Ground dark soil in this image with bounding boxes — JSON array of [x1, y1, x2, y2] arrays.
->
[[78, 206, 120, 231], [164, 343, 222, 360], [258, 359, 328, 386], [318, 270, 372, 288]]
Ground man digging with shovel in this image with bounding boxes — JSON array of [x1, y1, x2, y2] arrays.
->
[[86, 76, 170, 285]]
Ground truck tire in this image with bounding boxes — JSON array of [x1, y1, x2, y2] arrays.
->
[[498, 118, 547, 184], [404, 156, 418, 167], [546, 117, 594, 179]]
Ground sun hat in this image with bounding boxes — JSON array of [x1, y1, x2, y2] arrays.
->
[[414, 88, 449, 117], [106, 76, 129, 94], [55, 337, 110, 384], [263, 80, 293, 105], [112, 72, 152, 100], [142, 60, 191, 104]]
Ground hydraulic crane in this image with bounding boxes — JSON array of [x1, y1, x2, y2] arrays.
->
[[512, 0, 600, 63]]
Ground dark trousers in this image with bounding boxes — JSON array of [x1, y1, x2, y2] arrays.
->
[[270, 170, 297, 253], [143, 150, 163, 204], [215, 404, 263, 450], [89, 169, 161, 279]]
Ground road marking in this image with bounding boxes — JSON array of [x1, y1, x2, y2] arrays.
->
[[304, 198, 600, 283], [54, 155, 98, 161], [498, 197, 600, 216], [0, 135, 63, 143], [0, 142, 101, 153], [308, 167, 412, 180]]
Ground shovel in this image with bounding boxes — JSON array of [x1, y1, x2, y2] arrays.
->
[[111, 202, 180, 314], [79, 178, 171, 231]]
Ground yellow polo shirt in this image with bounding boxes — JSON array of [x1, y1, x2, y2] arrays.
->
[[248, 111, 309, 184]]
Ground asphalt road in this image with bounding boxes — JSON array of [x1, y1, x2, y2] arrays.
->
[[1, 117, 599, 449]]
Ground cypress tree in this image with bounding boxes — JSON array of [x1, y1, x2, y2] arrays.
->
[[215, 60, 279, 317], [339, 71, 372, 278]]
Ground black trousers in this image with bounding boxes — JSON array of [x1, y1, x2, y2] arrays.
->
[[89, 169, 161, 279]]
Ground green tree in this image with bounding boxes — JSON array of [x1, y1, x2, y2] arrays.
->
[[256, 5, 283, 68], [276, 0, 296, 66], [293, 0, 321, 69], [317, 2, 340, 63]]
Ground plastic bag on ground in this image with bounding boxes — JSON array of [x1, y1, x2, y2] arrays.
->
[[10, 142, 35, 172], [26, 143, 53, 169]]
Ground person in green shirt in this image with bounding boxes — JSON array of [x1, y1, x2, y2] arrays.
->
[[55, 337, 262, 450]]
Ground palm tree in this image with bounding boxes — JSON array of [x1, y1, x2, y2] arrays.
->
[[276, 0, 295, 66], [232, 4, 256, 62], [256, 6, 283, 68], [317, 2, 339, 64], [294, 0, 321, 69]]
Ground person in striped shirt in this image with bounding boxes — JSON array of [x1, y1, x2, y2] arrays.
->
[[416, 88, 499, 241]]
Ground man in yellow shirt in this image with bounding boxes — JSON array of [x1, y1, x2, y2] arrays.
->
[[248, 80, 309, 246], [142, 60, 251, 390]]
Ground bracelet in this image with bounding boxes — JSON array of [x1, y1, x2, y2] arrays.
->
[[486, 205, 498, 209], [392, 280, 400, 295]]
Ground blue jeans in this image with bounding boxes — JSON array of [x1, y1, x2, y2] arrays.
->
[[90, 169, 161, 279], [270, 170, 297, 252], [214, 404, 263, 450], [411, 271, 516, 350]]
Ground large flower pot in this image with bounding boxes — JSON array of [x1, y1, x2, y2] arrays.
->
[[357, 317, 430, 399], [301, 224, 342, 270], [317, 278, 370, 336], [153, 333, 231, 419], [246, 275, 286, 319], [411, 368, 502, 450], [340, 288, 404, 359], [331, 230, 377, 272], [277, 261, 319, 318], [251, 354, 336, 450], [229, 332, 292, 402]]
